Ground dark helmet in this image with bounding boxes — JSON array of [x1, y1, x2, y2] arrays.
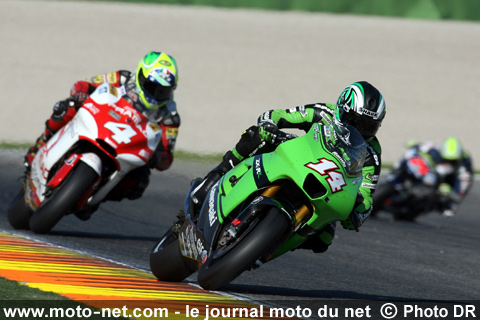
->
[[334, 81, 386, 142]]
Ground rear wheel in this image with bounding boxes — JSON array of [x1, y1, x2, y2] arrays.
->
[[197, 207, 290, 290], [7, 188, 33, 229], [29, 161, 98, 234], [150, 228, 195, 282]]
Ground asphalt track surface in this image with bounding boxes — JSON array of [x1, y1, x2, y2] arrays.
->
[[1, 149, 479, 315], [2, 1, 480, 316]]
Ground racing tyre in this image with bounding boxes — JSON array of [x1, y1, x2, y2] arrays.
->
[[197, 207, 290, 290], [29, 161, 98, 234], [7, 188, 33, 229], [150, 228, 195, 282]]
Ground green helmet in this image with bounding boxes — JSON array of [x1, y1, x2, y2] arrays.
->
[[136, 51, 178, 109], [335, 81, 386, 142], [440, 137, 463, 163]]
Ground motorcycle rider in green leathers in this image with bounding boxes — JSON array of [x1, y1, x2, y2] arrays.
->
[[191, 81, 386, 253]]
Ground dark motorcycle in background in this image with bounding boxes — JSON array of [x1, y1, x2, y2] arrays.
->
[[372, 153, 455, 221]]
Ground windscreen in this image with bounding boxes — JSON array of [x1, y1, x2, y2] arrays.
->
[[320, 122, 368, 176]]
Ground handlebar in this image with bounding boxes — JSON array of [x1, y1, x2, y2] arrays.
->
[[275, 130, 298, 144]]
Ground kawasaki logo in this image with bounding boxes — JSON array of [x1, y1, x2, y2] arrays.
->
[[208, 184, 218, 226]]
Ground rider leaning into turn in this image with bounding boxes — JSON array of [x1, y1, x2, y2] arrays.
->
[[24, 51, 181, 217], [190, 81, 386, 253], [400, 138, 474, 216]]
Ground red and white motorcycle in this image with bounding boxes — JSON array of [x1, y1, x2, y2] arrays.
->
[[8, 83, 161, 233]]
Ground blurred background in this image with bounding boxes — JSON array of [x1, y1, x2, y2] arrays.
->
[[1, 0, 479, 165]]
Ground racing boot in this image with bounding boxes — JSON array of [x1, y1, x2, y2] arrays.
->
[[24, 129, 54, 170], [74, 204, 99, 221], [106, 166, 150, 201], [24, 98, 72, 170], [190, 151, 241, 209], [296, 222, 336, 253]]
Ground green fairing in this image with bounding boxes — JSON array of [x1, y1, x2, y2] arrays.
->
[[214, 122, 366, 259]]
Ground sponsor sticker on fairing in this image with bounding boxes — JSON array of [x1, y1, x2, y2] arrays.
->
[[208, 183, 219, 226], [83, 103, 100, 115], [323, 125, 331, 138], [108, 84, 118, 97], [148, 122, 161, 132], [201, 250, 208, 264], [108, 109, 122, 121], [251, 196, 263, 205], [255, 157, 262, 178]]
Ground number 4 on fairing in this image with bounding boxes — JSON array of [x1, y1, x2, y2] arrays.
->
[[104, 122, 137, 144], [305, 158, 346, 192], [7, 81, 160, 234]]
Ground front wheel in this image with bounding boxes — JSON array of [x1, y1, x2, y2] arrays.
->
[[197, 207, 290, 290], [7, 188, 33, 229], [150, 228, 195, 282], [29, 161, 98, 234]]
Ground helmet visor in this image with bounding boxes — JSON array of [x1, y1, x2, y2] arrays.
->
[[138, 71, 173, 103], [339, 107, 381, 142]]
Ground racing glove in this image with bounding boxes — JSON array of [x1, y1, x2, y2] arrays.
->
[[438, 183, 460, 216], [341, 191, 369, 231], [70, 81, 95, 107], [341, 210, 370, 231], [258, 122, 279, 144], [52, 99, 75, 122]]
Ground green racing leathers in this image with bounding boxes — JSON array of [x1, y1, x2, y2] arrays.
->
[[257, 103, 382, 230], [191, 102, 382, 251]]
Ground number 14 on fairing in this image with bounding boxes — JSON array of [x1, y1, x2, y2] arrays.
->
[[305, 158, 346, 192]]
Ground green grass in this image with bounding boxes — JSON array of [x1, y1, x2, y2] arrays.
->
[[0, 277, 70, 300], [0, 142, 31, 150], [173, 149, 223, 163], [0, 277, 127, 319]]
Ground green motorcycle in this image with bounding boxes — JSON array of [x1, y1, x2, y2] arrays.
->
[[150, 121, 367, 290]]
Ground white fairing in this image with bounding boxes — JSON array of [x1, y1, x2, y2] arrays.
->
[[29, 82, 157, 206], [80, 152, 102, 175], [30, 109, 99, 203], [90, 82, 122, 105]]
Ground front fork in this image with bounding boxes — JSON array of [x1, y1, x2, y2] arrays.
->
[[218, 185, 311, 247], [45, 152, 102, 210], [262, 185, 311, 227]]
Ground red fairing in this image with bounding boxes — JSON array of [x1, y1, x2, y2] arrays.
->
[[81, 94, 153, 166], [47, 154, 81, 189], [408, 156, 431, 176]]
